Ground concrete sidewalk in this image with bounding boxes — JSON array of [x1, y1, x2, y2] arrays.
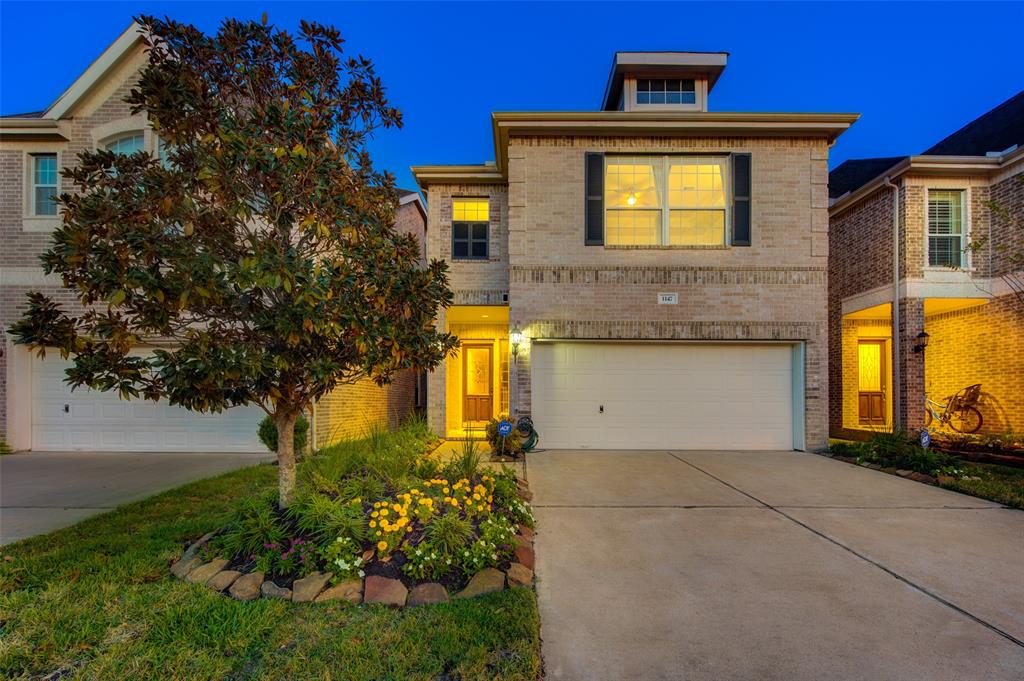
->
[[528, 449, 1024, 681], [1, 450, 272, 544]]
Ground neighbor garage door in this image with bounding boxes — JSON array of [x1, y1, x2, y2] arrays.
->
[[531, 342, 796, 450], [31, 354, 264, 452]]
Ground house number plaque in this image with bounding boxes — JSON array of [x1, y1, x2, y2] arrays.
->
[[657, 293, 678, 305]]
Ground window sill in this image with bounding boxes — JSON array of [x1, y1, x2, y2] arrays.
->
[[603, 244, 730, 251], [451, 257, 494, 262], [22, 216, 60, 232]]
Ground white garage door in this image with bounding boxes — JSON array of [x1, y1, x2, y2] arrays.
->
[[531, 342, 796, 450], [32, 355, 264, 452]]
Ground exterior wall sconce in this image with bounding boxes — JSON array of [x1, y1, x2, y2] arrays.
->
[[510, 325, 523, 361], [913, 331, 930, 353]]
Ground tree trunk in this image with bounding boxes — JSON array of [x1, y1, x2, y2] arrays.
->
[[275, 411, 298, 508]]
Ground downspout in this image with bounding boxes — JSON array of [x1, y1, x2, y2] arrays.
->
[[883, 176, 901, 429]]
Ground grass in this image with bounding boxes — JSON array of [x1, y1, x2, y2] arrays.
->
[[830, 431, 1024, 510], [0, 462, 541, 680], [938, 462, 1024, 510]]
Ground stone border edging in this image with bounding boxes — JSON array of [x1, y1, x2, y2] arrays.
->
[[169, 478, 536, 608]]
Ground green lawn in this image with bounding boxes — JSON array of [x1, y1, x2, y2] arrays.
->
[[0, 463, 541, 680], [938, 462, 1024, 510]]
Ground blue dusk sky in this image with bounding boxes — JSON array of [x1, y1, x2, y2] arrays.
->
[[2, 1, 1022, 191]]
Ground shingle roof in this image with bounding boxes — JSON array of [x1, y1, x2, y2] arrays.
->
[[923, 90, 1024, 156], [828, 156, 906, 199]]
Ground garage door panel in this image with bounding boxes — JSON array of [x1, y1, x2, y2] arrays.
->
[[32, 355, 263, 452], [531, 342, 795, 450]]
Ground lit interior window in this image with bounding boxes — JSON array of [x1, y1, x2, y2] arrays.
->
[[605, 156, 727, 246], [453, 199, 489, 222]]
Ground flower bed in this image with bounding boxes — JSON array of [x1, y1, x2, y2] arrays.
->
[[169, 420, 537, 606]]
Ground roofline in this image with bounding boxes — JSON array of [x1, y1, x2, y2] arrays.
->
[[44, 22, 145, 120], [411, 164, 506, 187], [490, 111, 859, 178], [828, 147, 1024, 217], [398, 190, 427, 224], [0, 117, 66, 142]]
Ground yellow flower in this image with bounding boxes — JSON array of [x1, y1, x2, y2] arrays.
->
[[380, 508, 389, 516], [443, 487, 450, 494], [371, 511, 379, 517], [399, 508, 407, 517], [424, 481, 432, 487], [375, 530, 382, 536], [406, 526, 413, 533], [377, 541, 388, 552], [411, 489, 420, 495], [369, 520, 377, 528], [392, 503, 402, 512], [473, 493, 481, 501]]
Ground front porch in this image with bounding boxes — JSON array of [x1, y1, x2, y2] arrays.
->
[[838, 295, 1023, 437], [441, 305, 511, 440]]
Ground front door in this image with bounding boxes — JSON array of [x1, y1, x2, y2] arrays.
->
[[857, 339, 887, 425], [463, 344, 493, 422]]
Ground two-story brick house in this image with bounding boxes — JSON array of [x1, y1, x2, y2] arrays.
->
[[0, 25, 426, 452], [413, 52, 857, 451], [828, 92, 1023, 438]]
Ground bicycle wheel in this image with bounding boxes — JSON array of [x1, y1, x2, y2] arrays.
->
[[949, 407, 983, 434], [923, 409, 933, 428]]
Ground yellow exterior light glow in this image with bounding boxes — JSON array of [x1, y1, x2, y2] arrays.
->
[[452, 198, 489, 222]]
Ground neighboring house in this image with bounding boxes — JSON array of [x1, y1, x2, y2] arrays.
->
[[828, 91, 1024, 437], [0, 25, 427, 453], [413, 52, 857, 451]]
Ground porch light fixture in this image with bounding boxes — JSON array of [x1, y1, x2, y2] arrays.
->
[[913, 331, 930, 353], [510, 325, 523, 361]]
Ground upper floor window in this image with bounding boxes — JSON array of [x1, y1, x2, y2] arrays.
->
[[636, 79, 696, 105], [605, 156, 727, 246], [105, 133, 145, 155], [927, 190, 965, 268], [452, 198, 489, 260], [31, 154, 59, 216]]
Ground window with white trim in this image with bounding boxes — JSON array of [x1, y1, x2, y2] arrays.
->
[[105, 133, 145, 155], [605, 155, 728, 246], [31, 154, 59, 216], [927, 190, 965, 268], [636, 78, 696, 105]]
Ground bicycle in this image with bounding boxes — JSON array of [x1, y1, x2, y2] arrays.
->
[[924, 384, 983, 434]]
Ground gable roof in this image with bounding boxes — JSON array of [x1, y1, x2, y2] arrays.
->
[[43, 23, 144, 120], [828, 156, 906, 199], [923, 90, 1024, 156]]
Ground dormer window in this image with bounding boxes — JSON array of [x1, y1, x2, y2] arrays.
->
[[636, 79, 696, 106]]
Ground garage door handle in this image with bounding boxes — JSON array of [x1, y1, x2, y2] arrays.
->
[[599, 405, 604, 414], [63, 404, 70, 413]]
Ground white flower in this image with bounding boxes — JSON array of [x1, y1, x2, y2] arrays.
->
[[358, 570, 365, 577]]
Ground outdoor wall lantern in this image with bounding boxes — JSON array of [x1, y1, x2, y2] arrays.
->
[[913, 331, 930, 353], [510, 325, 523, 361]]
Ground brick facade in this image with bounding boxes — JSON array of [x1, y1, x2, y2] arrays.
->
[[425, 136, 833, 450], [829, 157, 1023, 437], [1, 42, 426, 449]]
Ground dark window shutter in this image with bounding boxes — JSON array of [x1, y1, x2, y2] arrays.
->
[[585, 152, 604, 245], [732, 153, 751, 246]]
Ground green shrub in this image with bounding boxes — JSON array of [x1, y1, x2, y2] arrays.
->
[[424, 513, 473, 554], [852, 430, 958, 475], [320, 536, 366, 581], [287, 493, 366, 543], [486, 415, 523, 456], [443, 439, 483, 482], [339, 474, 386, 504], [258, 414, 310, 453], [0, 441, 12, 456], [217, 495, 288, 558]]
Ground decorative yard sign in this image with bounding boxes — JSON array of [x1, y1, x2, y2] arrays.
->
[[920, 430, 931, 449], [658, 292, 678, 305], [498, 420, 513, 437]]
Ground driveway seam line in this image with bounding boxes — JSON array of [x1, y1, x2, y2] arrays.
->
[[666, 451, 1024, 650]]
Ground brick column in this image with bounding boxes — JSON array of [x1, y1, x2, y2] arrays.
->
[[897, 297, 926, 429]]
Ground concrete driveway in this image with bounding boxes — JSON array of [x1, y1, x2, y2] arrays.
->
[[0, 450, 272, 545], [528, 450, 1024, 681]]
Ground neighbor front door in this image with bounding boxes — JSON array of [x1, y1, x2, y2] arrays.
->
[[463, 344, 493, 422], [857, 339, 887, 425]]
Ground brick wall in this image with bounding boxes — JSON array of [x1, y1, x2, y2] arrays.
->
[[427, 135, 832, 450], [924, 297, 1023, 433], [313, 200, 427, 445], [990, 169, 1023, 278]]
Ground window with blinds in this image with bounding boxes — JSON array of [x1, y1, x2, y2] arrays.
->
[[927, 190, 965, 268]]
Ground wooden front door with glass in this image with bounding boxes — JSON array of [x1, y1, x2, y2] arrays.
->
[[463, 344, 493, 422], [857, 339, 887, 425]]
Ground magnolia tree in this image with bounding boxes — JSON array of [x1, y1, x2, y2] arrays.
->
[[9, 16, 458, 507]]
